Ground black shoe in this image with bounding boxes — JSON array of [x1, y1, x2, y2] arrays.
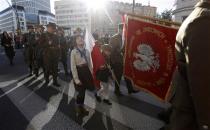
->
[[76, 107, 89, 116], [44, 81, 49, 86], [10, 61, 14, 66], [81, 107, 89, 116], [53, 82, 61, 87], [114, 91, 123, 97], [95, 94, 102, 102], [103, 99, 112, 105], [128, 90, 139, 94], [35, 71, 39, 78], [158, 111, 170, 124], [159, 126, 166, 130]]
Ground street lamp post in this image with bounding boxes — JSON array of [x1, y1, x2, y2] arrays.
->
[[132, 0, 135, 13]]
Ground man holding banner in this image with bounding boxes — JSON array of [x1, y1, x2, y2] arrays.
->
[[110, 24, 138, 96]]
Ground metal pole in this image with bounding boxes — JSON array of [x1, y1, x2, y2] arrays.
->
[[132, 0, 135, 13], [14, 0, 21, 34]]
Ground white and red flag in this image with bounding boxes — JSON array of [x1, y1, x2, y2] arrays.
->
[[85, 29, 105, 89]]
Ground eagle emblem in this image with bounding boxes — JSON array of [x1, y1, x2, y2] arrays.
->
[[133, 44, 160, 72]]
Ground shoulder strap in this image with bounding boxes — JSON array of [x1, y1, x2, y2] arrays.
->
[[76, 48, 88, 63]]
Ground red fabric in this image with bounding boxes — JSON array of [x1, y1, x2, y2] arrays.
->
[[91, 42, 105, 89], [124, 17, 178, 100]]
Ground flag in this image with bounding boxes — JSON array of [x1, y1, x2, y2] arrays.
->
[[85, 28, 95, 52], [85, 29, 104, 89], [123, 15, 178, 100]]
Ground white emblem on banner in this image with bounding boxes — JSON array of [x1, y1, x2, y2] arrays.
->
[[133, 44, 160, 72]]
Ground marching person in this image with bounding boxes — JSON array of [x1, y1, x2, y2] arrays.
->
[[34, 25, 45, 77], [1, 31, 15, 66], [23, 25, 36, 76], [14, 32, 23, 49], [57, 27, 69, 75], [71, 35, 94, 116], [165, 0, 210, 130], [39, 23, 60, 87], [110, 23, 138, 96], [95, 44, 113, 105]]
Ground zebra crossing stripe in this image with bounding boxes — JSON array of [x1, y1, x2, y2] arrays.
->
[[0, 76, 34, 99]]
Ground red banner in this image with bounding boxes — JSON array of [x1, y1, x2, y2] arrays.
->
[[124, 16, 178, 100]]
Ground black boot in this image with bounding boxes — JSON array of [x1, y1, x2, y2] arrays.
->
[[114, 91, 123, 97], [76, 106, 89, 116], [34, 68, 39, 78], [103, 99, 112, 105], [128, 90, 139, 94], [44, 79, 49, 86], [10, 59, 14, 66], [80, 107, 89, 116], [95, 94, 102, 102], [53, 81, 61, 87]]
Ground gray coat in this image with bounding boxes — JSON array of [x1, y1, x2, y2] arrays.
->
[[169, 1, 210, 130]]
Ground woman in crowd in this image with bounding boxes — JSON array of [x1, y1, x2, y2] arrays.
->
[[1, 31, 15, 65], [71, 35, 94, 116], [95, 44, 113, 105]]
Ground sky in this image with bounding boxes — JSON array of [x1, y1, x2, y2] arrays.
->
[[0, 0, 175, 13]]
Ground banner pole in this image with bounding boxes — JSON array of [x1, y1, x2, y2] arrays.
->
[[119, 11, 181, 27], [107, 64, 120, 88]]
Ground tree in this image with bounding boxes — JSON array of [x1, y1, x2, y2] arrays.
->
[[160, 9, 173, 21]]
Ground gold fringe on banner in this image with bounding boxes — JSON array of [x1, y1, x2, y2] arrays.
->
[[119, 11, 181, 29]]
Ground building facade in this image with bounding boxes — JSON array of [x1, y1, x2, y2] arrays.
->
[[91, 1, 157, 35], [11, 0, 52, 24], [173, 0, 198, 22], [38, 10, 56, 25], [55, 0, 91, 33], [55, 0, 157, 35], [11, 0, 51, 14], [0, 5, 27, 33]]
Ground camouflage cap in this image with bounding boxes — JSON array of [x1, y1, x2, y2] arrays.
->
[[47, 22, 56, 29]]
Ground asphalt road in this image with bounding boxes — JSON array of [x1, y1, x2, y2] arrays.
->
[[0, 48, 168, 130]]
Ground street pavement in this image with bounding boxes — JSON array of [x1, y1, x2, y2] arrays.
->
[[0, 49, 170, 130]]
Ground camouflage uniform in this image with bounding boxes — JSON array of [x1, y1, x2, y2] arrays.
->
[[58, 31, 69, 75], [23, 30, 36, 75], [40, 32, 60, 86], [33, 31, 44, 77]]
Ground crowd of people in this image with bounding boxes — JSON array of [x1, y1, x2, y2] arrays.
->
[[0, 0, 209, 129], [0, 22, 139, 116]]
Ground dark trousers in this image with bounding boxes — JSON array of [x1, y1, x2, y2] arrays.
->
[[74, 65, 94, 105], [44, 61, 58, 83], [61, 53, 68, 74], [112, 64, 134, 93], [112, 64, 123, 93], [24, 46, 34, 73], [43, 51, 59, 83], [124, 77, 135, 93], [75, 84, 86, 105]]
